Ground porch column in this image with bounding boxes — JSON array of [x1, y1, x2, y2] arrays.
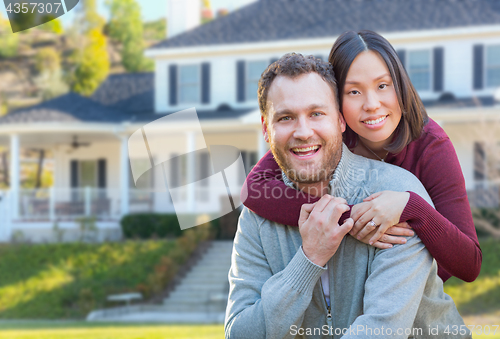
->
[[10, 134, 19, 219], [186, 131, 196, 212], [120, 135, 129, 216], [258, 129, 268, 158]]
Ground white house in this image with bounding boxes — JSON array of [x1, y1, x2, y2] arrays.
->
[[1, 0, 499, 242]]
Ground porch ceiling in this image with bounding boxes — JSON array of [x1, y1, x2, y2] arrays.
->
[[0, 131, 121, 148]]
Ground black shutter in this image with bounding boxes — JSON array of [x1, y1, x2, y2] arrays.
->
[[474, 142, 486, 181], [237, 60, 246, 102], [201, 63, 210, 104], [97, 159, 106, 188], [473, 44, 484, 90], [397, 49, 406, 69], [70, 160, 78, 201], [433, 47, 444, 92], [270, 58, 278, 64], [169, 64, 178, 105], [70, 160, 78, 187]]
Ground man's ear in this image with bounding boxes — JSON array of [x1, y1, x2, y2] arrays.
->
[[261, 116, 270, 143], [338, 111, 346, 133]]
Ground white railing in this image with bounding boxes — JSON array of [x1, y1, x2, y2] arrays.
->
[[467, 182, 500, 208], [15, 185, 238, 221]]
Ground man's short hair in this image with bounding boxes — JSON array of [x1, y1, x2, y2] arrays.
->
[[258, 53, 339, 122]]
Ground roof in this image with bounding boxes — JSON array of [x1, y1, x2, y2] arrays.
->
[[150, 0, 500, 50], [0, 93, 124, 125], [0, 90, 255, 125], [90, 72, 155, 114]]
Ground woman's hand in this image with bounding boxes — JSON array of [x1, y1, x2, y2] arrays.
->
[[354, 222, 413, 249], [350, 191, 413, 246]]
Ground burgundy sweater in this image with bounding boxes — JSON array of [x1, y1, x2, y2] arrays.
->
[[241, 118, 482, 283]]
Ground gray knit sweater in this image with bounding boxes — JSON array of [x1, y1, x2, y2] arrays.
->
[[225, 145, 470, 339]]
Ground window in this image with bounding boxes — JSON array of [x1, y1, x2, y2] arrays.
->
[[179, 65, 200, 104], [246, 61, 268, 101], [408, 50, 431, 91], [486, 45, 500, 88], [80, 160, 97, 187]]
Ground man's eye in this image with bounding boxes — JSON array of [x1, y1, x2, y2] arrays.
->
[[279, 116, 291, 121], [311, 112, 323, 117]]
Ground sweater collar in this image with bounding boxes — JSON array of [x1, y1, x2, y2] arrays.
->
[[282, 143, 365, 197]]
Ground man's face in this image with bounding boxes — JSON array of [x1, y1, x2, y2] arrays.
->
[[262, 72, 346, 184]]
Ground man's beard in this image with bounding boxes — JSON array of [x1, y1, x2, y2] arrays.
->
[[269, 133, 343, 184]]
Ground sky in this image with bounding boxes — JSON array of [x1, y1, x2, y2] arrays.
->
[[1, 0, 257, 28]]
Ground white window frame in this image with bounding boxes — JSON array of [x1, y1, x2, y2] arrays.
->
[[406, 49, 433, 92], [485, 44, 500, 89], [246, 60, 268, 102], [178, 64, 201, 104]]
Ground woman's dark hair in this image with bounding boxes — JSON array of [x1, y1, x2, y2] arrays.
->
[[328, 30, 429, 153]]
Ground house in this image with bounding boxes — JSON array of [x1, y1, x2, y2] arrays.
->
[[1, 0, 499, 242]]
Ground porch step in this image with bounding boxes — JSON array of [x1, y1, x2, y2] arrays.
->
[[162, 240, 233, 314]]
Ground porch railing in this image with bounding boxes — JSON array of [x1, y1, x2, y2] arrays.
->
[[15, 186, 236, 221]]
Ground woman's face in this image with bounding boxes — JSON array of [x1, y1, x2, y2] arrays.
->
[[342, 50, 402, 149]]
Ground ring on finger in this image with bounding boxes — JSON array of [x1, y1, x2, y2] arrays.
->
[[367, 220, 377, 228]]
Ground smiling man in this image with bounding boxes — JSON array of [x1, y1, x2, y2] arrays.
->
[[224, 53, 469, 339]]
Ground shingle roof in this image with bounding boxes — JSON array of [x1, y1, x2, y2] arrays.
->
[[150, 0, 500, 50], [0, 90, 255, 125], [0, 93, 124, 125], [91, 73, 155, 114]]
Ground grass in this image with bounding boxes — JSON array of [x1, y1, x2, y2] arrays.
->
[[0, 241, 176, 319], [0, 322, 224, 339]]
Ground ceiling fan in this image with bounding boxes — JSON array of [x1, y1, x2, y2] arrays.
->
[[66, 136, 91, 154]]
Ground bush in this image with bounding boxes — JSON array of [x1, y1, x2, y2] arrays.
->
[[120, 213, 183, 239]]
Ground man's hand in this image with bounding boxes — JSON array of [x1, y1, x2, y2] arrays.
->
[[299, 195, 353, 267]]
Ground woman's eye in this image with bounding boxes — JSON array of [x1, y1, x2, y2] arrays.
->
[[348, 90, 360, 95], [379, 84, 388, 89]]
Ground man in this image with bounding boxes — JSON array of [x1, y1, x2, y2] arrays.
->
[[224, 53, 470, 339]]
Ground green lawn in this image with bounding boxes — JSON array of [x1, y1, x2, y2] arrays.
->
[[0, 322, 224, 339]]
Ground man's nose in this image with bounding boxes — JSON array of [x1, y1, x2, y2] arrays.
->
[[363, 90, 382, 112], [293, 118, 315, 140]]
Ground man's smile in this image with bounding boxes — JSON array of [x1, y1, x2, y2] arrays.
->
[[289, 145, 321, 158]]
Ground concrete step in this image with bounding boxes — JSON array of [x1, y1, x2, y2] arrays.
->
[[162, 241, 233, 313]]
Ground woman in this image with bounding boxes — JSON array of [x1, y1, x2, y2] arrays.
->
[[242, 30, 481, 283]]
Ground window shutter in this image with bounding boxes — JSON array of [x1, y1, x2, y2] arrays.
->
[[474, 142, 486, 181], [396, 49, 406, 69], [70, 160, 78, 187], [237, 60, 246, 102], [98, 159, 106, 188], [473, 45, 484, 90], [70, 160, 78, 201], [201, 63, 210, 104], [169, 64, 178, 106], [433, 47, 444, 92]]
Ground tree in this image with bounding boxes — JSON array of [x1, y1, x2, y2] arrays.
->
[[34, 47, 69, 99], [70, 28, 110, 96], [0, 13, 19, 58], [106, 0, 153, 72], [68, 0, 109, 96]]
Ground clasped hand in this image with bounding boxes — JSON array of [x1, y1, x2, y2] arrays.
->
[[350, 191, 413, 249], [299, 195, 354, 267]]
